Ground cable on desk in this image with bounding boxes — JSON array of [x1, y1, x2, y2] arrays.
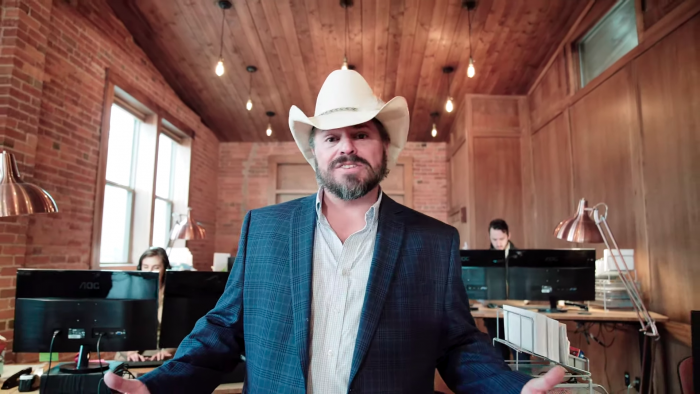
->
[[45, 330, 60, 394], [96, 333, 106, 393]]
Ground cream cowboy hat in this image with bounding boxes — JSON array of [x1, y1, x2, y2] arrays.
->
[[288, 70, 409, 171]]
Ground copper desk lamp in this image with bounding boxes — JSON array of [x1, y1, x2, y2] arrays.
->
[[167, 207, 206, 254], [0, 151, 58, 217], [554, 198, 658, 394]]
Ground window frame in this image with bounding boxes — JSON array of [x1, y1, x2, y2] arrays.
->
[[573, 0, 640, 89], [97, 103, 142, 264], [152, 132, 179, 249], [92, 70, 195, 269]]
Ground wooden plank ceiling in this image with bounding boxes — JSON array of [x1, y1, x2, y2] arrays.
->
[[107, 0, 588, 142]]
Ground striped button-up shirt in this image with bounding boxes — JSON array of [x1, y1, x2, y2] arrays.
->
[[307, 188, 383, 394]]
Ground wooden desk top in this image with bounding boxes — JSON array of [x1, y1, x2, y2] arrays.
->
[[469, 301, 669, 322], [0, 365, 243, 394]]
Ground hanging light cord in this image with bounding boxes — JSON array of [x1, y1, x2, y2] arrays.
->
[[447, 70, 454, 98], [218, 7, 225, 60], [468, 6, 473, 59], [249, 71, 252, 97], [344, 3, 349, 59]]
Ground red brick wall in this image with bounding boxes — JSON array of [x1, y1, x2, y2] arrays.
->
[[0, 0, 218, 361], [216, 142, 448, 254]]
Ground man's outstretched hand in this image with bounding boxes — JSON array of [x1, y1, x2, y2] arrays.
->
[[521, 366, 566, 394], [104, 371, 150, 394]]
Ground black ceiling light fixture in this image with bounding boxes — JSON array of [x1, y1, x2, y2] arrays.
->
[[214, 0, 233, 77], [462, 0, 477, 78], [265, 111, 275, 137], [340, 0, 353, 70], [443, 66, 455, 113], [246, 65, 257, 111]]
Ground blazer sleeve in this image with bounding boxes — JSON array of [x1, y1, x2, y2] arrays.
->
[[436, 229, 532, 394], [139, 211, 252, 393]]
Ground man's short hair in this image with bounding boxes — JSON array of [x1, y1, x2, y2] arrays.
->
[[488, 219, 509, 235], [309, 118, 390, 149]]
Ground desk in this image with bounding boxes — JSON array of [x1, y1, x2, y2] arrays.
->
[[468, 301, 669, 394], [0, 365, 243, 394], [470, 301, 670, 322]]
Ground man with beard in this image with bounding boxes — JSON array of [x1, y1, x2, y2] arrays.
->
[[105, 70, 564, 394]]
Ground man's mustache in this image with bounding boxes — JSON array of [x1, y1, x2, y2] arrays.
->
[[329, 154, 371, 169]]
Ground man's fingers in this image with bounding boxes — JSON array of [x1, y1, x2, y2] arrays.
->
[[104, 371, 149, 393], [522, 366, 566, 393]]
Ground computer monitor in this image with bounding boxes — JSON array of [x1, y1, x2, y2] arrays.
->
[[13, 269, 159, 373], [506, 249, 596, 312], [459, 250, 507, 301], [159, 271, 230, 349]]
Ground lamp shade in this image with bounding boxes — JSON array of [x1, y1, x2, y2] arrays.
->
[[554, 198, 603, 243], [170, 208, 206, 241], [0, 151, 58, 217]]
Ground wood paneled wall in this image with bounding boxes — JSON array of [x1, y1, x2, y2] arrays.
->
[[530, 113, 574, 249], [635, 15, 700, 325], [448, 95, 528, 250], [524, 7, 700, 394], [569, 67, 647, 262]]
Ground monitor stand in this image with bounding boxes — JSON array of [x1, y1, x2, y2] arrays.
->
[[536, 297, 568, 314], [59, 345, 110, 374]]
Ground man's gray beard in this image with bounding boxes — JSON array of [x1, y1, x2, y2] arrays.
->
[[315, 152, 389, 201]]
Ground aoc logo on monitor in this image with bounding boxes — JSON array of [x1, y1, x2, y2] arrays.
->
[[79, 282, 100, 290]]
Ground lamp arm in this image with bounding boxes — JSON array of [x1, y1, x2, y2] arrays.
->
[[166, 213, 185, 257], [591, 208, 659, 339]]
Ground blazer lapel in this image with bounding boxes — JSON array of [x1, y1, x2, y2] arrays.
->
[[349, 196, 405, 385], [289, 195, 316, 382]]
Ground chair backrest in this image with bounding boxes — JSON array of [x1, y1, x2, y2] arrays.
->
[[679, 356, 694, 394]]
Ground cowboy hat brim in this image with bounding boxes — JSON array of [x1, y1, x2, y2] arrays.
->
[[289, 96, 409, 171]]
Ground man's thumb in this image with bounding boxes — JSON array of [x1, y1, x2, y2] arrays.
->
[[104, 371, 149, 393], [522, 366, 566, 393]]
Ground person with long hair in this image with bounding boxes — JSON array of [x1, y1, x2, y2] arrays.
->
[[122, 247, 176, 362]]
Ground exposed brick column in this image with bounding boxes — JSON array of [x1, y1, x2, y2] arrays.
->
[[0, 0, 53, 361]]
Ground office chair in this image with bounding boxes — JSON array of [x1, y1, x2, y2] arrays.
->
[[678, 356, 694, 394]]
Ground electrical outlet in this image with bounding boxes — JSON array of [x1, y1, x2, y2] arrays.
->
[[633, 377, 641, 391], [624, 372, 630, 386]]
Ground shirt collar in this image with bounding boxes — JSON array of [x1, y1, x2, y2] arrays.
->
[[315, 187, 383, 226]]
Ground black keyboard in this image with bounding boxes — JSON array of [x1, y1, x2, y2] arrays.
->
[[123, 360, 166, 368]]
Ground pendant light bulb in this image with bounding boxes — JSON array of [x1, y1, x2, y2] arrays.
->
[[431, 123, 437, 138], [467, 57, 475, 78], [246, 98, 253, 111], [341, 56, 349, 71], [215, 59, 225, 76], [266, 123, 272, 137], [445, 97, 454, 113]]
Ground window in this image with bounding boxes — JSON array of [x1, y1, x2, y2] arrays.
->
[[152, 133, 177, 249], [95, 85, 193, 267], [578, 0, 638, 87], [99, 104, 141, 264]]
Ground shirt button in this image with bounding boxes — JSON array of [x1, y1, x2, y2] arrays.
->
[[342, 268, 350, 277], [328, 350, 333, 357]]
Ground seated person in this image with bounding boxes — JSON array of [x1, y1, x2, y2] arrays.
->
[[484, 219, 519, 361], [117, 247, 177, 362]]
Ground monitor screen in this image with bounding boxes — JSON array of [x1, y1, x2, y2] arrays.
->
[[506, 249, 596, 302], [459, 250, 507, 300], [13, 269, 159, 353], [159, 271, 230, 349]]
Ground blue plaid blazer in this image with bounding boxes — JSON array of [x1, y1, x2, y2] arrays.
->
[[140, 195, 531, 393]]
